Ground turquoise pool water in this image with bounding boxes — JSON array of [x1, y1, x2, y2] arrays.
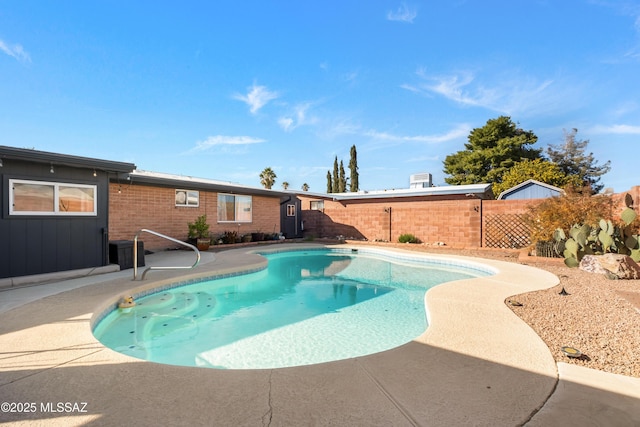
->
[[93, 248, 493, 369]]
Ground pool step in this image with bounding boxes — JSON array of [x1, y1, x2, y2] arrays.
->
[[137, 291, 217, 339]]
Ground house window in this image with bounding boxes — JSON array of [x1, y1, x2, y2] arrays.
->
[[175, 189, 199, 207], [10, 179, 97, 216], [217, 194, 252, 223], [310, 200, 324, 211], [286, 204, 296, 216]]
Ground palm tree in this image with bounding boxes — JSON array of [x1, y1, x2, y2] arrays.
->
[[302, 183, 309, 191], [282, 181, 289, 190], [260, 167, 277, 189]]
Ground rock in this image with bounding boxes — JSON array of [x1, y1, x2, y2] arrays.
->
[[579, 254, 640, 279], [579, 255, 611, 275]]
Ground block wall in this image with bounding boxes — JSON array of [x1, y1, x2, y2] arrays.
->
[[299, 186, 640, 249], [109, 183, 281, 250], [299, 196, 482, 247]]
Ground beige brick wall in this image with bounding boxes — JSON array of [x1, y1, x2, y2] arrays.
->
[[109, 183, 281, 250]]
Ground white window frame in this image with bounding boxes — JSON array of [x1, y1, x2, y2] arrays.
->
[[310, 200, 324, 211], [286, 204, 296, 216], [175, 189, 200, 207], [217, 193, 253, 223], [9, 179, 98, 216]]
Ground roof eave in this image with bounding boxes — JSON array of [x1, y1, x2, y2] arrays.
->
[[120, 172, 289, 198], [0, 145, 136, 173]]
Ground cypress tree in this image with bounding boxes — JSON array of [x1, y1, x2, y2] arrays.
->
[[338, 160, 346, 193], [332, 156, 339, 193], [349, 144, 359, 192]]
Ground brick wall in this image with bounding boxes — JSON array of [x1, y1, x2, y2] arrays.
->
[[299, 185, 640, 249], [613, 186, 640, 216], [109, 183, 281, 250], [299, 195, 482, 247]]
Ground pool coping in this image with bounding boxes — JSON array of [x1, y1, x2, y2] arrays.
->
[[1, 242, 638, 426]]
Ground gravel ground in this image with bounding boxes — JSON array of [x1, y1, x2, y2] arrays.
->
[[362, 243, 640, 378], [508, 261, 640, 378]]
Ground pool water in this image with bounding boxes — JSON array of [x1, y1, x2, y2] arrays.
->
[[93, 249, 491, 369]]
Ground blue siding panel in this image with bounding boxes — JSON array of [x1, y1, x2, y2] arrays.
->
[[502, 182, 562, 200]]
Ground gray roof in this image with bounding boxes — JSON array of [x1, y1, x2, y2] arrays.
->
[[126, 170, 290, 198], [291, 183, 493, 201], [0, 145, 136, 173]]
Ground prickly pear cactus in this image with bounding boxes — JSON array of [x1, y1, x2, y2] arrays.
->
[[554, 193, 640, 266]]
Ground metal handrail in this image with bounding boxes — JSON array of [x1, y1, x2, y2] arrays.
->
[[133, 229, 201, 280]]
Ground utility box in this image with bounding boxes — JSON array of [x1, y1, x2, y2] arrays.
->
[[410, 173, 433, 188], [109, 240, 145, 270]]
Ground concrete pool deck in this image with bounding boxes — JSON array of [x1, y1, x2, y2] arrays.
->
[[0, 243, 638, 426]]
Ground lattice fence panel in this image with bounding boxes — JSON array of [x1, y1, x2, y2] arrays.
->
[[484, 214, 531, 249]]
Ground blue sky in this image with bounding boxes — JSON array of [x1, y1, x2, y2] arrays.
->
[[1, 1, 639, 193]]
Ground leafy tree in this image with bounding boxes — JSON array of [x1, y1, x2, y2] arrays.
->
[[546, 128, 611, 194], [302, 183, 309, 191], [259, 167, 277, 189], [492, 158, 582, 197], [443, 116, 541, 188], [349, 145, 359, 192], [281, 181, 289, 190], [338, 160, 346, 192], [326, 171, 333, 193], [332, 156, 339, 193]]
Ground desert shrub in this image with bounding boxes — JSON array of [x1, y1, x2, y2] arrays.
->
[[524, 187, 616, 245], [398, 233, 420, 244]]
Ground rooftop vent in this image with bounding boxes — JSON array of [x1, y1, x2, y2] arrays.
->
[[409, 173, 433, 189]]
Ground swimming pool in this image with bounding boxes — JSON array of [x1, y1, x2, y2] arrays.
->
[[93, 248, 494, 369]]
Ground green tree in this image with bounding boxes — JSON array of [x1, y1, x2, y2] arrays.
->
[[332, 156, 339, 193], [259, 167, 277, 189], [338, 160, 346, 192], [546, 128, 611, 194], [282, 181, 289, 190], [492, 158, 582, 197], [326, 170, 333, 193], [443, 116, 541, 188], [302, 183, 309, 191], [349, 145, 359, 192]]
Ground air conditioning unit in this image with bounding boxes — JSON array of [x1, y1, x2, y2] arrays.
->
[[410, 173, 433, 188]]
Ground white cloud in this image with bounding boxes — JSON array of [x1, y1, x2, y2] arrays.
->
[[590, 124, 640, 134], [233, 83, 279, 114], [343, 70, 359, 83], [190, 135, 265, 152], [404, 68, 562, 116], [318, 119, 362, 139], [278, 102, 317, 132], [0, 39, 31, 63], [278, 117, 295, 132], [387, 3, 417, 23], [364, 123, 471, 144]]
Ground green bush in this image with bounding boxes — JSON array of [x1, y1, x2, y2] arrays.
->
[[398, 233, 420, 244]]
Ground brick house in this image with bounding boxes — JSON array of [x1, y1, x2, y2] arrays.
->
[[0, 146, 293, 280], [108, 170, 293, 251]]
